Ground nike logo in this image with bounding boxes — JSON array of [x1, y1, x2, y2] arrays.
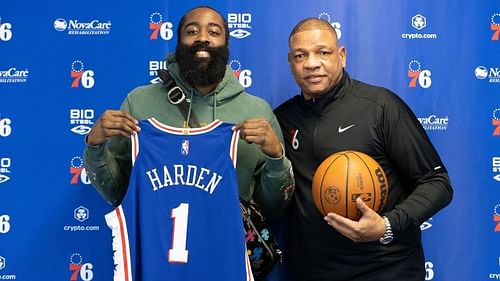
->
[[338, 124, 356, 133]]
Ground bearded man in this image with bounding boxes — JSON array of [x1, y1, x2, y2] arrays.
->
[[83, 6, 294, 280]]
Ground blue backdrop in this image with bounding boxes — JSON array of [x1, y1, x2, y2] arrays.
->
[[1, 1, 499, 280]]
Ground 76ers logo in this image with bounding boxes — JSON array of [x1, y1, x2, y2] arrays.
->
[[491, 13, 500, 41], [69, 253, 94, 281], [149, 12, 173, 40], [0, 17, 13, 41], [493, 108, 500, 136], [71, 60, 95, 88], [70, 156, 90, 185], [230, 60, 252, 88], [494, 204, 500, 232], [408, 60, 432, 88]]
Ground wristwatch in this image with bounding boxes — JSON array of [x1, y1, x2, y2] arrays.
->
[[379, 216, 394, 245]]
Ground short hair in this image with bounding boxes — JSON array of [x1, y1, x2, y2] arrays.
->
[[289, 17, 338, 44], [177, 6, 229, 45]]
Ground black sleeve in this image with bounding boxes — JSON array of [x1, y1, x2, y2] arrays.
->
[[381, 93, 453, 235]]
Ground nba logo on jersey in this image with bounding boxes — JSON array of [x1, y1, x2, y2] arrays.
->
[[181, 139, 189, 156]]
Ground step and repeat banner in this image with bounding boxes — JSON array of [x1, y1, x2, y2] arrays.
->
[[1, 0, 499, 280]]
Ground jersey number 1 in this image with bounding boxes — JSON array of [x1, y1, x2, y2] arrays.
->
[[168, 203, 189, 263]]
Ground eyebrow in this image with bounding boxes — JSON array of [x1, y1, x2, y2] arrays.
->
[[183, 22, 223, 30]]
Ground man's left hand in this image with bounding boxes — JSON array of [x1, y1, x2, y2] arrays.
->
[[234, 118, 283, 158], [324, 197, 386, 243]]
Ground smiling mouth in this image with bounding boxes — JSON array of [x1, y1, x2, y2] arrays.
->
[[195, 50, 210, 58], [305, 75, 324, 83]]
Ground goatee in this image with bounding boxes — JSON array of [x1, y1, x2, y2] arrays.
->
[[175, 42, 229, 87]]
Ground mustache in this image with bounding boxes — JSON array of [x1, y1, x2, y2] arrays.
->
[[187, 42, 218, 55]]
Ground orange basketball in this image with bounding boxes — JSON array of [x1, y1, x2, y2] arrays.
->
[[312, 151, 388, 220]]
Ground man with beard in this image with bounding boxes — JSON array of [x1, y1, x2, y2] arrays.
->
[[83, 6, 294, 280]]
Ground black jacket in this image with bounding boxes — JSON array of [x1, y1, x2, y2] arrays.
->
[[274, 72, 453, 281]]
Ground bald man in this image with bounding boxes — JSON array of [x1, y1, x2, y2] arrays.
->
[[274, 18, 452, 281]]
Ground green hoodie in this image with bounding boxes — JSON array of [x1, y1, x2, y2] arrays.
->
[[83, 54, 294, 219]]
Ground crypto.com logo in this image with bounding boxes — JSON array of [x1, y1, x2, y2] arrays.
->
[[228, 13, 252, 39], [493, 108, 500, 136], [0, 17, 13, 41], [494, 204, 500, 232], [70, 156, 90, 185], [69, 253, 94, 281], [71, 60, 95, 89], [149, 12, 173, 40], [412, 14, 426, 30], [318, 12, 342, 39], [230, 60, 252, 88], [74, 206, 89, 222], [408, 60, 432, 89], [491, 13, 500, 41]]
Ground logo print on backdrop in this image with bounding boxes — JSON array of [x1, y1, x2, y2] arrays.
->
[[425, 261, 434, 280], [70, 156, 90, 185], [0, 17, 13, 41], [70, 109, 94, 135], [148, 60, 168, 84], [408, 60, 432, 89], [0, 116, 12, 137], [417, 115, 449, 131], [74, 206, 89, 222], [69, 253, 94, 281], [0, 256, 4, 270], [149, 12, 173, 41], [0, 214, 10, 234], [318, 12, 342, 39], [492, 157, 500, 182], [0, 67, 29, 84], [401, 14, 437, 40], [230, 60, 252, 88], [228, 13, 252, 39], [53, 17, 111, 35], [491, 13, 500, 41], [475, 65, 500, 83], [494, 204, 500, 232], [493, 108, 500, 136], [0, 157, 11, 184], [71, 61, 95, 89]]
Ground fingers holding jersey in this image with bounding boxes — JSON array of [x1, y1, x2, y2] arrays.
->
[[234, 118, 283, 158], [87, 110, 140, 145]]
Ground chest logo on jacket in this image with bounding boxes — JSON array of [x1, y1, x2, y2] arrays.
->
[[290, 129, 300, 150], [337, 124, 356, 133]]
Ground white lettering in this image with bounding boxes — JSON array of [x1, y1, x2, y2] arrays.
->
[[146, 169, 163, 191]]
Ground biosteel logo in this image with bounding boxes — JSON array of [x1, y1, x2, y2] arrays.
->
[[149, 59, 168, 83], [230, 59, 252, 88], [318, 12, 342, 39], [149, 12, 173, 40], [71, 60, 95, 89], [491, 13, 500, 41], [54, 18, 111, 35], [492, 157, 500, 182], [408, 60, 432, 89], [228, 12, 252, 39], [70, 109, 94, 135]]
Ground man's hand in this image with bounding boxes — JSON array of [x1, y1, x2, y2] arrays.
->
[[86, 110, 140, 146], [323, 197, 386, 243], [234, 118, 283, 158]]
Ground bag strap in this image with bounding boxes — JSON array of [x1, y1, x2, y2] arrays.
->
[[159, 69, 201, 128]]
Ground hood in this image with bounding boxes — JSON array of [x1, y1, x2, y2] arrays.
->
[[165, 53, 245, 106]]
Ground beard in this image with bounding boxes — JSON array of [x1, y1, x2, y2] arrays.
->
[[175, 42, 229, 87]]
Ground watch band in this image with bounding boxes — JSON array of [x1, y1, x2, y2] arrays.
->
[[379, 216, 394, 245]]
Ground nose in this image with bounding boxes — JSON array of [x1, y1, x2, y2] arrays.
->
[[195, 30, 210, 44], [304, 54, 321, 69]]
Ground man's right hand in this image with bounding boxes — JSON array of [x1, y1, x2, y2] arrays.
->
[[86, 110, 140, 146]]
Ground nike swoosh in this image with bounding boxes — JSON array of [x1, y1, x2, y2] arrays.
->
[[338, 124, 356, 133]]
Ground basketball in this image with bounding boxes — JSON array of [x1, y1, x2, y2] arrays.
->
[[312, 151, 388, 220]]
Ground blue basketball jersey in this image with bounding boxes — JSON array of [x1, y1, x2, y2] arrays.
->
[[105, 118, 253, 281]]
